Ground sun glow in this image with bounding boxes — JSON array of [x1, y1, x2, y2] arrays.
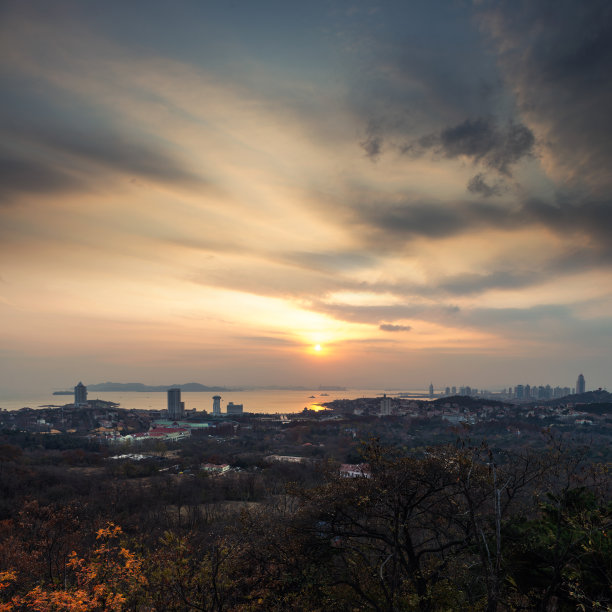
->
[[314, 344, 322, 352]]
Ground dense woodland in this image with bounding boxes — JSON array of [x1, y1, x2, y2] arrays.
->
[[0, 414, 610, 611]]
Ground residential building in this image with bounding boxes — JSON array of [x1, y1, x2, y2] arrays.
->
[[339, 463, 371, 478], [380, 394, 392, 416]]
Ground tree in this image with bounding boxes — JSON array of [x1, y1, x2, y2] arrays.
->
[[1, 523, 148, 611]]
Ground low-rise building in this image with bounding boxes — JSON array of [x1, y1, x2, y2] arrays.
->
[[201, 463, 230, 474], [127, 426, 191, 443], [339, 463, 371, 478], [265, 455, 306, 463]]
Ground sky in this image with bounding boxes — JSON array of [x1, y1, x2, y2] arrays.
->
[[1, 0, 611, 394]]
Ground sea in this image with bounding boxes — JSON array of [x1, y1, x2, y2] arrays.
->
[[0, 388, 429, 415]]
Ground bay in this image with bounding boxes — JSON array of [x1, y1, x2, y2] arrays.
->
[[0, 388, 427, 414]]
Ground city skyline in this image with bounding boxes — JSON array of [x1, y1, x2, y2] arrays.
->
[[1, 1, 612, 394]]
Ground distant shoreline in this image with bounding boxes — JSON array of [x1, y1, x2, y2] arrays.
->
[[53, 382, 347, 394]]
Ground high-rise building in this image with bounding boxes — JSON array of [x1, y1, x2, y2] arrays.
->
[[74, 382, 87, 406], [515, 385, 524, 399], [167, 388, 183, 420], [428, 383, 434, 399], [576, 374, 585, 395], [212, 395, 222, 416], [380, 394, 392, 416]]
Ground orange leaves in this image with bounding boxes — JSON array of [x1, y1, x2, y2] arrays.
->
[[1, 522, 147, 611], [94, 523, 122, 541], [0, 571, 16, 592]]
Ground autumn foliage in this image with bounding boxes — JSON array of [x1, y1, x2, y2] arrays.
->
[[0, 439, 610, 611]]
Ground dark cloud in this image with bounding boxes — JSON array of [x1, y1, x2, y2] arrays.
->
[[406, 117, 535, 176], [349, 194, 612, 256], [379, 323, 412, 332], [439, 270, 542, 296], [0, 156, 82, 202], [522, 198, 612, 248], [0, 117, 203, 196], [352, 199, 514, 240], [478, 0, 612, 192], [360, 133, 382, 160], [434, 249, 612, 295], [359, 120, 384, 160], [26, 128, 200, 185], [441, 119, 534, 174], [467, 173, 506, 198]]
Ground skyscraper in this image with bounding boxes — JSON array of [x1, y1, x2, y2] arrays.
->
[[167, 388, 183, 420], [74, 381, 87, 406], [576, 374, 585, 395], [380, 394, 392, 416], [212, 395, 222, 416]]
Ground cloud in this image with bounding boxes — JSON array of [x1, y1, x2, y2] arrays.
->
[[360, 133, 383, 160], [440, 119, 534, 174], [233, 335, 301, 347], [438, 269, 542, 296], [309, 300, 459, 326], [467, 173, 506, 198], [360, 121, 383, 160], [348, 194, 612, 256], [404, 117, 535, 176], [478, 0, 612, 192], [2, 124, 202, 189], [281, 250, 375, 274], [379, 323, 412, 332], [351, 199, 513, 241], [522, 198, 612, 248], [0, 156, 82, 202]]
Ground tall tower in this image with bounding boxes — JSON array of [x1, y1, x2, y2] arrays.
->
[[212, 395, 222, 416], [429, 383, 434, 399], [167, 388, 183, 420], [74, 382, 87, 406], [576, 374, 585, 395]]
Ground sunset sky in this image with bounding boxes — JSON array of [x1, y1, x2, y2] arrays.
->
[[1, 0, 611, 394]]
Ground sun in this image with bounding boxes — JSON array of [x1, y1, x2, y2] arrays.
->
[[314, 344, 322, 352]]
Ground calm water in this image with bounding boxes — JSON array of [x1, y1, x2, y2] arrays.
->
[[0, 388, 426, 414]]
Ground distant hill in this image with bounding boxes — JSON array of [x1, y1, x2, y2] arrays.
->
[[54, 382, 232, 394], [535, 389, 611, 407], [53, 382, 348, 395], [433, 395, 508, 408]]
